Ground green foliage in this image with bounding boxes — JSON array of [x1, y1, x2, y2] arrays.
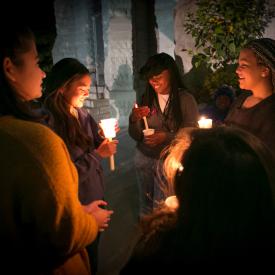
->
[[182, 0, 275, 104], [183, 58, 213, 103], [183, 63, 239, 104], [203, 64, 239, 98], [184, 0, 275, 69]]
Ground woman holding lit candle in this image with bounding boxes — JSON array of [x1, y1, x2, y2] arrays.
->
[[44, 58, 118, 205], [225, 38, 275, 159], [128, 52, 199, 217], [121, 126, 275, 272], [44, 58, 116, 273]]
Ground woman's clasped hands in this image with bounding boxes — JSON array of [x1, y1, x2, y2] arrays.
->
[[83, 200, 114, 232]]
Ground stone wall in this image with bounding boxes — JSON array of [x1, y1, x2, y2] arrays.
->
[[85, 98, 111, 123], [53, 0, 94, 67], [53, 0, 109, 123], [132, 0, 157, 102], [102, 0, 135, 126], [155, 0, 177, 57]]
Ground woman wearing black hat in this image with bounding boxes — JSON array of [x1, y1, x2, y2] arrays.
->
[[225, 38, 275, 159]]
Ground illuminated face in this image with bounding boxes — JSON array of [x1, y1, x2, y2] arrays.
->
[[63, 74, 91, 108], [236, 48, 267, 91], [10, 40, 46, 101], [149, 69, 171, 95]]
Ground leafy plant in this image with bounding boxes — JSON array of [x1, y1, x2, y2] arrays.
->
[[203, 64, 239, 98], [184, 0, 275, 70]]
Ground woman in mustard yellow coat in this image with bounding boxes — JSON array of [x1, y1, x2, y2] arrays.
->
[[0, 24, 98, 275]]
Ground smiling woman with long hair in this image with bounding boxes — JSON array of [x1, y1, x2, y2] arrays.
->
[[225, 38, 275, 159], [128, 52, 199, 218]]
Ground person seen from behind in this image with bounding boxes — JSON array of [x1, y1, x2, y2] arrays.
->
[[121, 126, 275, 273]]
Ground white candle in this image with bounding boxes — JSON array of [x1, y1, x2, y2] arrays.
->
[[134, 103, 149, 130], [198, 116, 212, 128], [108, 138, 115, 171], [143, 117, 149, 130], [99, 118, 117, 171]]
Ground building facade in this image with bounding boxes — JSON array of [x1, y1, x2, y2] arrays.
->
[[53, 0, 275, 126]]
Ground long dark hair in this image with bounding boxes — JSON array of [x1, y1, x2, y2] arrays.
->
[[44, 58, 92, 150], [175, 126, 275, 261], [0, 25, 43, 121], [139, 52, 185, 130]]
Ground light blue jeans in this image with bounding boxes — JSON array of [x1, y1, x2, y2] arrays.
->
[[134, 149, 168, 217]]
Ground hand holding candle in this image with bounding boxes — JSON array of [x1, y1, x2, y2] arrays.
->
[[134, 103, 149, 130], [198, 116, 212, 128], [99, 118, 117, 171]]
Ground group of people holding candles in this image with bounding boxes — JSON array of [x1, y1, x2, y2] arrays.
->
[[0, 20, 274, 275]]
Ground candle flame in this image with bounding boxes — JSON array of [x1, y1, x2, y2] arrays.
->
[[198, 116, 212, 128], [165, 195, 179, 210], [100, 118, 117, 138]]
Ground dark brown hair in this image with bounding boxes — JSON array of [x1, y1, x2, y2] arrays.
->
[[0, 25, 44, 121], [139, 52, 185, 130], [174, 126, 275, 258]]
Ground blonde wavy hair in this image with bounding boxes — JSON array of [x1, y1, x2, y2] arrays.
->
[[161, 127, 195, 194]]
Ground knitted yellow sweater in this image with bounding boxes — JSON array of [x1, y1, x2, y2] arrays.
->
[[0, 116, 98, 274]]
